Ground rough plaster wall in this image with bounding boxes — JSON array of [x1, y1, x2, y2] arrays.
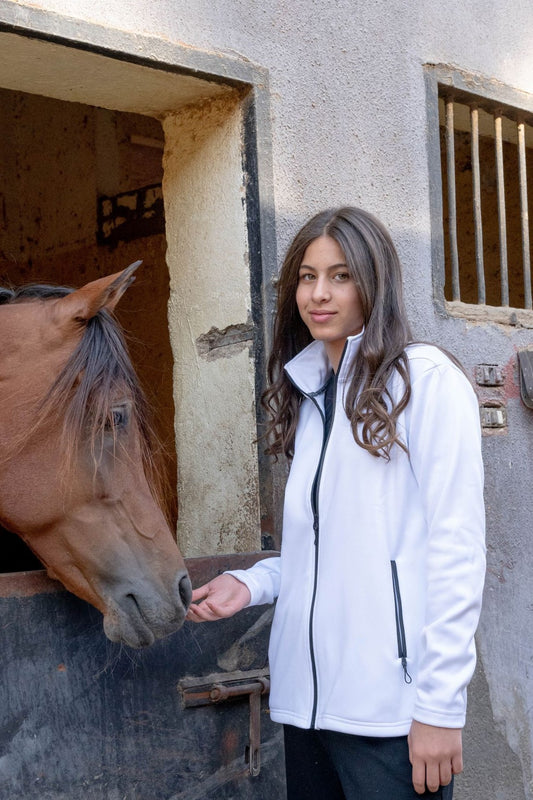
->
[[163, 93, 261, 556], [3, 0, 533, 795]]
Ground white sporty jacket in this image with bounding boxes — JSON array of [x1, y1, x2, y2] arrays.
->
[[229, 333, 486, 736]]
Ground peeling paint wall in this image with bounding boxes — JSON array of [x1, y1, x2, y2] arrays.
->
[[0, 0, 533, 796], [163, 93, 261, 555]]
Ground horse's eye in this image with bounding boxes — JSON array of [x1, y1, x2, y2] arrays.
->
[[105, 405, 129, 432]]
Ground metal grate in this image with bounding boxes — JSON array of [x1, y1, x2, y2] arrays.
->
[[439, 88, 533, 310]]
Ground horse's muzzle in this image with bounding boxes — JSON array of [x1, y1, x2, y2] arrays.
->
[[103, 568, 193, 648]]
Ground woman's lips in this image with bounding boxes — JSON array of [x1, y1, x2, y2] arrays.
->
[[309, 310, 336, 322]]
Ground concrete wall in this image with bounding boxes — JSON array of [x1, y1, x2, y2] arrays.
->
[[163, 93, 261, 555], [1, 0, 533, 796]]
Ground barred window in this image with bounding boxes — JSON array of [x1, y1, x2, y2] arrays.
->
[[427, 67, 533, 322]]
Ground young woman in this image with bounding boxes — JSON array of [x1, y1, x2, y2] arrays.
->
[[187, 207, 486, 799]]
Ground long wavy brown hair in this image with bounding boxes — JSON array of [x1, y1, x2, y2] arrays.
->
[[262, 207, 414, 461]]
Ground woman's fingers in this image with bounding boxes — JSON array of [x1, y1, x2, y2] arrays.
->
[[186, 574, 251, 622]]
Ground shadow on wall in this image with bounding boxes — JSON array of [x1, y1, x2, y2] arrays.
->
[[458, 651, 526, 799]]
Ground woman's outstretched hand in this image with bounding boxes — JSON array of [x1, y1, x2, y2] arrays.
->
[[186, 573, 251, 622]]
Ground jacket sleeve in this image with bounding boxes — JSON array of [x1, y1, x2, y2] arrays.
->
[[405, 360, 486, 729], [225, 556, 281, 607]]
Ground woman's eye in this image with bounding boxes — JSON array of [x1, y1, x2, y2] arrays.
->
[[334, 272, 350, 282], [298, 272, 314, 282]]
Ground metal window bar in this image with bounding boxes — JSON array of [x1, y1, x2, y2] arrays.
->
[[470, 105, 486, 304], [445, 96, 461, 301], [517, 120, 532, 309], [494, 111, 509, 306], [440, 83, 533, 312]]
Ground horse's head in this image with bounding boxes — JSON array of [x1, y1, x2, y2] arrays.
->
[[0, 264, 192, 647]]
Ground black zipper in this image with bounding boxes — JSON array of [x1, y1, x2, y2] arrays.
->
[[308, 511, 321, 727], [286, 342, 348, 728], [307, 385, 333, 729], [307, 362, 344, 727], [390, 560, 413, 684]]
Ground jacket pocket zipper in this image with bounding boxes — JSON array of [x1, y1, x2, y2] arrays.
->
[[390, 560, 413, 685]]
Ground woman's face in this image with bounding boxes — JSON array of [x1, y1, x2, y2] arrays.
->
[[296, 235, 364, 371]]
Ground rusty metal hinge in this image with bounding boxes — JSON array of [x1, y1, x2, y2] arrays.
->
[[178, 668, 270, 777]]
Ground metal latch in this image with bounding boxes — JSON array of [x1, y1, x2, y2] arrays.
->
[[178, 668, 270, 777]]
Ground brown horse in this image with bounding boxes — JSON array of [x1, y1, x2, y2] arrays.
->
[[0, 263, 191, 648]]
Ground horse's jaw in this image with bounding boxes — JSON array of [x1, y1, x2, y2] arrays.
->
[[27, 521, 192, 649]]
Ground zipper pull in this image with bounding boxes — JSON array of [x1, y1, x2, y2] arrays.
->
[[401, 657, 413, 685], [313, 517, 319, 546]]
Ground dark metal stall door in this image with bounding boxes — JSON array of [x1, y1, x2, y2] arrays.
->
[[0, 553, 285, 800]]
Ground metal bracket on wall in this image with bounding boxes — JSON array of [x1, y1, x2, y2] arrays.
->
[[178, 668, 270, 777], [480, 402, 507, 428], [475, 364, 504, 386], [518, 351, 533, 409], [475, 363, 508, 429]]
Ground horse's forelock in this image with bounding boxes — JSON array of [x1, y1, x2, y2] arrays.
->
[[43, 305, 169, 520], [0, 283, 169, 520]]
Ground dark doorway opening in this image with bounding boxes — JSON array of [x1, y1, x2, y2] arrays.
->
[[0, 88, 177, 572]]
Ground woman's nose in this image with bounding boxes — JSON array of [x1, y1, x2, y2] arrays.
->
[[312, 276, 331, 301]]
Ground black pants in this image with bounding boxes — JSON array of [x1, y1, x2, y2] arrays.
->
[[284, 725, 454, 800]]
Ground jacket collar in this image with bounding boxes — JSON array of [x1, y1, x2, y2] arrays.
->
[[284, 331, 364, 396]]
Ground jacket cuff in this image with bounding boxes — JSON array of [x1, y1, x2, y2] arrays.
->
[[223, 568, 273, 607], [412, 704, 466, 729]]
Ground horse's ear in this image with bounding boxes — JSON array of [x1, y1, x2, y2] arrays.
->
[[53, 261, 141, 326]]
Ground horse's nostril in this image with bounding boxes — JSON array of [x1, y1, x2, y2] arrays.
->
[[178, 574, 192, 609]]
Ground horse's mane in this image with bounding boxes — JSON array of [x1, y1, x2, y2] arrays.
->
[[0, 283, 169, 519], [0, 284, 76, 304]]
